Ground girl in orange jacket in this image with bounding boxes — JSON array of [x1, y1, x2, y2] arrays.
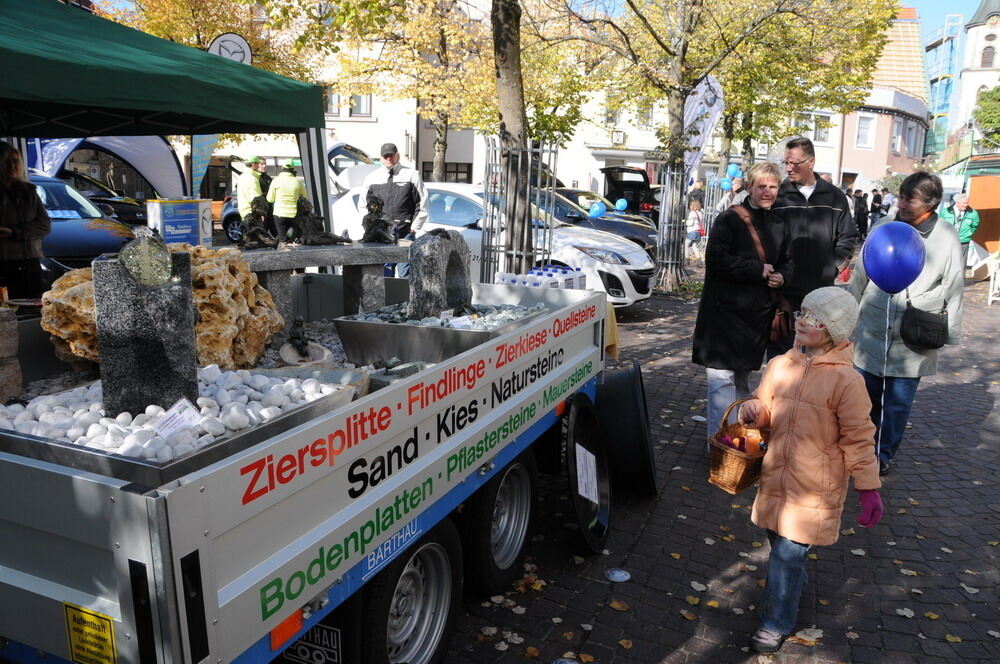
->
[[738, 287, 883, 653]]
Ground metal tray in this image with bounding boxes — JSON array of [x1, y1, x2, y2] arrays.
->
[[0, 386, 355, 490], [333, 309, 546, 365]]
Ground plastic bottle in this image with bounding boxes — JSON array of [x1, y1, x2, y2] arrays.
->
[[573, 267, 586, 289]]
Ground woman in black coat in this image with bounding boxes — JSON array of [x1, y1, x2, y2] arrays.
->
[[693, 161, 793, 444]]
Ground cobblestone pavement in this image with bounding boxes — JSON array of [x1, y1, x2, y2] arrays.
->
[[447, 277, 999, 663]]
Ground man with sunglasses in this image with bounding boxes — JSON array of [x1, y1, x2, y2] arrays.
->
[[359, 142, 428, 277], [770, 137, 858, 357]]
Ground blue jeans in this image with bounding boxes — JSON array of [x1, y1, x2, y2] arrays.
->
[[760, 530, 811, 635], [858, 369, 920, 464], [705, 368, 751, 442]]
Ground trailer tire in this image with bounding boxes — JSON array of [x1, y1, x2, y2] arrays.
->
[[463, 450, 538, 594], [361, 518, 462, 664], [564, 393, 613, 553], [596, 360, 657, 496]]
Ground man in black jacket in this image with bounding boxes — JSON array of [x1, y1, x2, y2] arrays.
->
[[770, 137, 859, 357]]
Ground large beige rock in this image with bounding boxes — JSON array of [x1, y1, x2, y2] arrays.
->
[[40, 245, 284, 370]]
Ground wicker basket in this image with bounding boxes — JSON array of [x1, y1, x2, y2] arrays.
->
[[707, 399, 767, 495]]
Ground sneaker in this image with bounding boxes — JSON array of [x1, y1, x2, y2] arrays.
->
[[750, 627, 786, 653], [879, 460, 891, 476]]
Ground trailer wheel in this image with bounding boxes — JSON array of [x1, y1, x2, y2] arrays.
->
[[464, 451, 538, 594], [564, 393, 613, 553], [361, 518, 462, 664]]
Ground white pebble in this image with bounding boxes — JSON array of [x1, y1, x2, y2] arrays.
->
[[14, 410, 36, 425], [132, 413, 151, 427], [221, 408, 251, 431], [259, 406, 282, 421], [199, 364, 222, 384], [301, 378, 321, 395], [143, 436, 166, 451], [30, 424, 52, 438], [124, 430, 156, 447], [167, 430, 195, 448], [261, 387, 285, 408], [235, 392, 249, 405], [202, 417, 226, 436], [117, 442, 144, 458], [115, 412, 133, 427], [249, 374, 270, 391], [86, 423, 108, 439], [196, 433, 215, 447], [100, 417, 117, 428], [196, 397, 218, 410], [203, 385, 218, 397], [218, 372, 243, 390], [89, 403, 104, 412], [155, 445, 175, 463], [145, 404, 164, 417], [0, 417, 13, 430], [235, 369, 252, 383], [5, 403, 25, 415], [173, 443, 195, 457], [320, 385, 337, 395], [66, 426, 85, 441], [75, 411, 102, 427], [199, 406, 219, 418], [216, 389, 233, 406], [289, 389, 305, 402]]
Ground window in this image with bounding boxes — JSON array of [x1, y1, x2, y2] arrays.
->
[[793, 113, 831, 144], [982, 46, 996, 68], [905, 122, 918, 156], [892, 117, 904, 153], [349, 94, 371, 117], [636, 104, 653, 129], [986, 34, 997, 41], [855, 115, 875, 148], [426, 192, 482, 226], [325, 89, 340, 115], [421, 162, 473, 183]]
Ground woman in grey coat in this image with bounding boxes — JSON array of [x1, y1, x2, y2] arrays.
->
[[849, 172, 964, 475]]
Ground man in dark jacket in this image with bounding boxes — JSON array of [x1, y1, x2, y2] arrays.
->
[[771, 137, 858, 356]]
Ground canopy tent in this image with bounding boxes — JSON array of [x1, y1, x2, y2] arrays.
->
[[0, 0, 331, 223], [27, 136, 188, 199]]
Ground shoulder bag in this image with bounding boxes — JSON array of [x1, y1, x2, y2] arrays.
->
[[900, 289, 948, 349], [731, 206, 792, 344]]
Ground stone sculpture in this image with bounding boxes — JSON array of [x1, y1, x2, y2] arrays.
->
[[405, 229, 473, 320], [360, 191, 396, 244], [288, 197, 351, 246], [41, 245, 284, 370], [241, 195, 280, 250]]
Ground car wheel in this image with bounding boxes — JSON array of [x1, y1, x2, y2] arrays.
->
[[223, 216, 245, 244]]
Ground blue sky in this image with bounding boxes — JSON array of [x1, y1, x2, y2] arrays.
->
[[909, 0, 982, 39]]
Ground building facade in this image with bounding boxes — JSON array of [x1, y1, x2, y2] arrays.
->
[[925, 14, 964, 155], [956, 0, 1000, 132]]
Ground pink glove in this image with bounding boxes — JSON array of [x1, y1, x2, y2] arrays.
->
[[857, 489, 884, 528]]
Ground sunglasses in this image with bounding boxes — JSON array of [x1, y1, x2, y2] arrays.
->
[[793, 311, 825, 329]]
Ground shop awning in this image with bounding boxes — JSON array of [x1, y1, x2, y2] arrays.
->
[[0, 0, 324, 137]]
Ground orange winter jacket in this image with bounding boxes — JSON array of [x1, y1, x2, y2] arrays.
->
[[750, 343, 880, 546]]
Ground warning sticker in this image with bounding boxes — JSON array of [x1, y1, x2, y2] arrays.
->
[[64, 604, 117, 664]]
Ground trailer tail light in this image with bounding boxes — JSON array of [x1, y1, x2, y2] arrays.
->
[[639, 202, 654, 211], [270, 610, 303, 650]]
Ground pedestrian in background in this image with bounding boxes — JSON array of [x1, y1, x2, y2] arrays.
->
[[739, 287, 883, 654], [236, 155, 267, 224], [869, 188, 883, 228], [692, 161, 792, 444], [939, 192, 980, 270], [881, 187, 895, 214], [850, 172, 964, 475], [688, 179, 706, 207], [684, 199, 704, 263], [266, 159, 307, 241], [0, 141, 51, 299], [853, 190, 869, 239], [770, 137, 857, 357], [715, 176, 747, 213], [359, 142, 428, 277]]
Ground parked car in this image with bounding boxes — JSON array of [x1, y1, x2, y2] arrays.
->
[[58, 169, 148, 225], [555, 187, 654, 227], [330, 183, 656, 307], [220, 193, 243, 244], [600, 166, 660, 222], [31, 174, 134, 289], [541, 190, 658, 259]]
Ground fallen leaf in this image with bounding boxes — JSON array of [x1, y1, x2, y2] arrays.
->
[[681, 485, 691, 491], [892, 559, 903, 565], [908, 498, 920, 506], [572, 556, 585, 565], [923, 612, 939, 620], [679, 609, 696, 620], [524, 646, 540, 658], [706, 600, 720, 608], [481, 626, 498, 636], [960, 583, 979, 594], [552, 617, 563, 624], [719, 525, 731, 532], [609, 600, 630, 611], [581, 624, 593, 631], [900, 569, 920, 576], [896, 608, 915, 618], [841, 528, 856, 536], [963, 569, 978, 575], [757, 579, 766, 588], [669, 553, 682, 559], [562, 631, 575, 640], [579, 655, 594, 663], [475, 633, 491, 642], [618, 639, 633, 649], [721, 534, 736, 542], [988, 541, 999, 547], [690, 581, 707, 592], [685, 595, 701, 605], [945, 634, 962, 643], [915, 534, 925, 540], [896, 509, 907, 514], [851, 549, 866, 556], [704, 537, 716, 545], [490, 595, 504, 604], [751, 541, 763, 547], [512, 606, 526, 615], [494, 642, 508, 651], [730, 503, 741, 509], [987, 630, 1000, 638], [845, 631, 859, 640], [732, 607, 745, 615], [507, 633, 524, 644], [940, 547, 953, 554], [807, 553, 819, 560], [818, 599, 831, 606]]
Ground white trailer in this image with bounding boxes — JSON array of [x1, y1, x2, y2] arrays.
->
[[0, 285, 616, 664]]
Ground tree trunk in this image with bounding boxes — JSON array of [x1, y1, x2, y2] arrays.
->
[[491, 0, 531, 274], [719, 113, 735, 170], [740, 113, 755, 171], [657, 84, 690, 292], [431, 113, 448, 182]]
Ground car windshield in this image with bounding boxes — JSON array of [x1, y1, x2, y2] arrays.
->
[[34, 180, 104, 219], [569, 191, 613, 210], [476, 192, 564, 228]]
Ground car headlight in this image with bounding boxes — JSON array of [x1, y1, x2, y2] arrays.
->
[[573, 245, 628, 264]]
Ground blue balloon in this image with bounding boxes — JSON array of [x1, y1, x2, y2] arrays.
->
[[589, 201, 607, 218], [615, 198, 628, 212], [734, 170, 744, 179], [727, 163, 741, 178], [862, 221, 925, 294], [720, 177, 733, 191]]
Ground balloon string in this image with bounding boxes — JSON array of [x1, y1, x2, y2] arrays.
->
[[877, 292, 892, 461]]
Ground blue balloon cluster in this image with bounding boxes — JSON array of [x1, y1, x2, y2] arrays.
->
[[615, 198, 628, 212], [589, 201, 607, 218], [861, 222, 926, 294], [720, 178, 733, 191], [727, 163, 742, 178]]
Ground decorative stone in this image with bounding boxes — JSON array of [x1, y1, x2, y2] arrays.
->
[[93, 252, 198, 417], [405, 230, 473, 320], [0, 357, 23, 405], [0, 307, 17, 358]]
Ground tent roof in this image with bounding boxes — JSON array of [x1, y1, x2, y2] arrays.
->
[[0, 0, 324, 137]]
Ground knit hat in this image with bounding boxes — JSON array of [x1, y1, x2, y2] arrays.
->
[[800, 287, 858, 344]]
